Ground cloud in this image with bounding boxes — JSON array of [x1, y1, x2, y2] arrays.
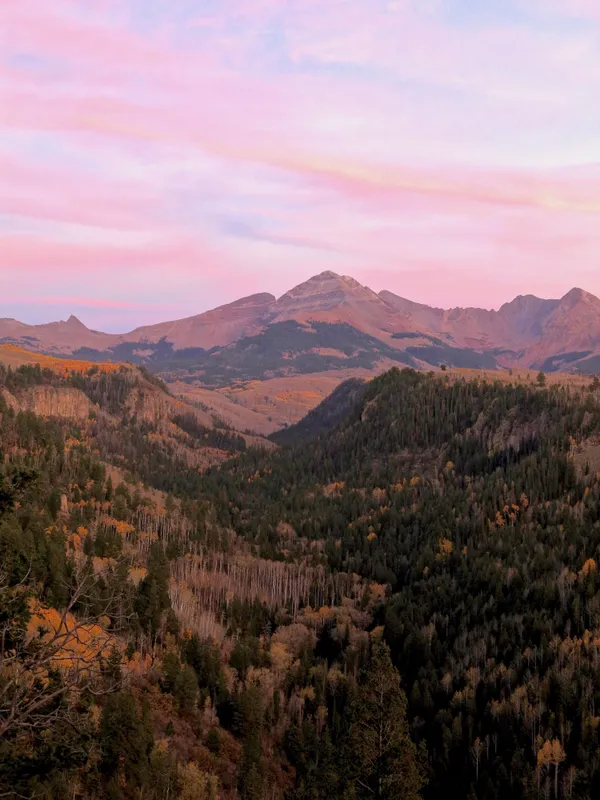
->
[[2, 0, 600, 322], [0, 154, 162, 230], [519, 0, 600, 22], [3, 295, 183, 311], [0, 233, 227, 277]]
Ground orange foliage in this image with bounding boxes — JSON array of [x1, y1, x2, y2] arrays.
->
[[27, 599, 148, 679], [128, 566, 147, 586], [0, 345, 125, 377], [322, 482, 345, 497], [101, 516, 136, 537], [436, 537, 454, 559], [581, 558, 597, 577], [27, 600, 113, 670]]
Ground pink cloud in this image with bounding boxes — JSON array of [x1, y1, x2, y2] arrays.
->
[[1, 234, 227, 277], [2, 0, 600, 323], [4, 296, 183, 311], [0, 155, 161, 230], [3, 75, 600, 218]]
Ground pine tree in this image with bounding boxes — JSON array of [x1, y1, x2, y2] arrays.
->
[[175, 665, 199, 714], [100, 691, 154, 791], [134, 541, 171, 636], [347, 641, 425, 800], [237, 685, 264, 800]]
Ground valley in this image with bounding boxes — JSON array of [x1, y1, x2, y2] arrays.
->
[[3, 342, 600, 798], [5, 0, 600, 797]]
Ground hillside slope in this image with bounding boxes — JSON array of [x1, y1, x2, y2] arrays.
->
[[5, 358, 600, 797], [199, 367, 600, 798], [0, 345, 387, 800], [0, 347, 273, 477], [270, 377, 368, 446]]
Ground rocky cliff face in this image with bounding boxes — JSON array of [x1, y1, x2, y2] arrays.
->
[[2, 386, 92, 421], [0, 388, 19, 412], [124, 385, 214, 430], [517, 289, 600, 367]]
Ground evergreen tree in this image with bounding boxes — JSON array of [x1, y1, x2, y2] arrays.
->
[[236, 685, 265, 800], [100, 691, 154, 791], [347, 641, 424, 800], [175, 665, 199, 714], [134, 542, 171, 636]]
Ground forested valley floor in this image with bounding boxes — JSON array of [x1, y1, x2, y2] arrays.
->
[[2, 359, 600, 799]]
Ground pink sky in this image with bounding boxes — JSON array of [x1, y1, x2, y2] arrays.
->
[[1, 0, 600, 330]]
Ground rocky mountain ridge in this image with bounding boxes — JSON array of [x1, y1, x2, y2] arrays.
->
[[3, 272, 600, 375]]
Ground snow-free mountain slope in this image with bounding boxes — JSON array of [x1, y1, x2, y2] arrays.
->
[[3, 273, 600, 374]]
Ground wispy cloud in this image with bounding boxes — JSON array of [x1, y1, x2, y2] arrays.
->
[[4, 295, 183, 311], [1, 0, 600, 325]]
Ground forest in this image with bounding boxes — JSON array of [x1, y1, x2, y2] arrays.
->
[[2, 360, 600, 798]]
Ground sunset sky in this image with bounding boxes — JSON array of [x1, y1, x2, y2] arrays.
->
[[2, 0, 600, 331]]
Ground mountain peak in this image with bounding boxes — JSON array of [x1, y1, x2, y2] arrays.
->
[[64, 315, 87, 329], [317, 270, 342, 280], [560, 287, 600, 307], [502, 293, 542, 306], [278, 272, 369, 299], [498, 293, 551, 314], [275, 271, 381, 313], [270, 272, 387, 331]]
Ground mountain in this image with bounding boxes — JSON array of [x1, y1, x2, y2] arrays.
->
[[378, 290, 500, 348], [379, 289, 556, 350], [271, 270, 401, 337], [126, 291, 276, 350], [4, 274, 600, 434], [521, 288, 600, 371], [0, 314, 116, 353]]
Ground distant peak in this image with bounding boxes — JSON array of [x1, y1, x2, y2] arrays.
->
[[317, 270, 342, 279], [499, 294, 544, 310], [281, 271, 364, 297], [65, 315, 86, 328], [556, 287, 600, 313], [513, 293, 541, 302], [562, 287, 598, 303], [274, 271, 382, 316]]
